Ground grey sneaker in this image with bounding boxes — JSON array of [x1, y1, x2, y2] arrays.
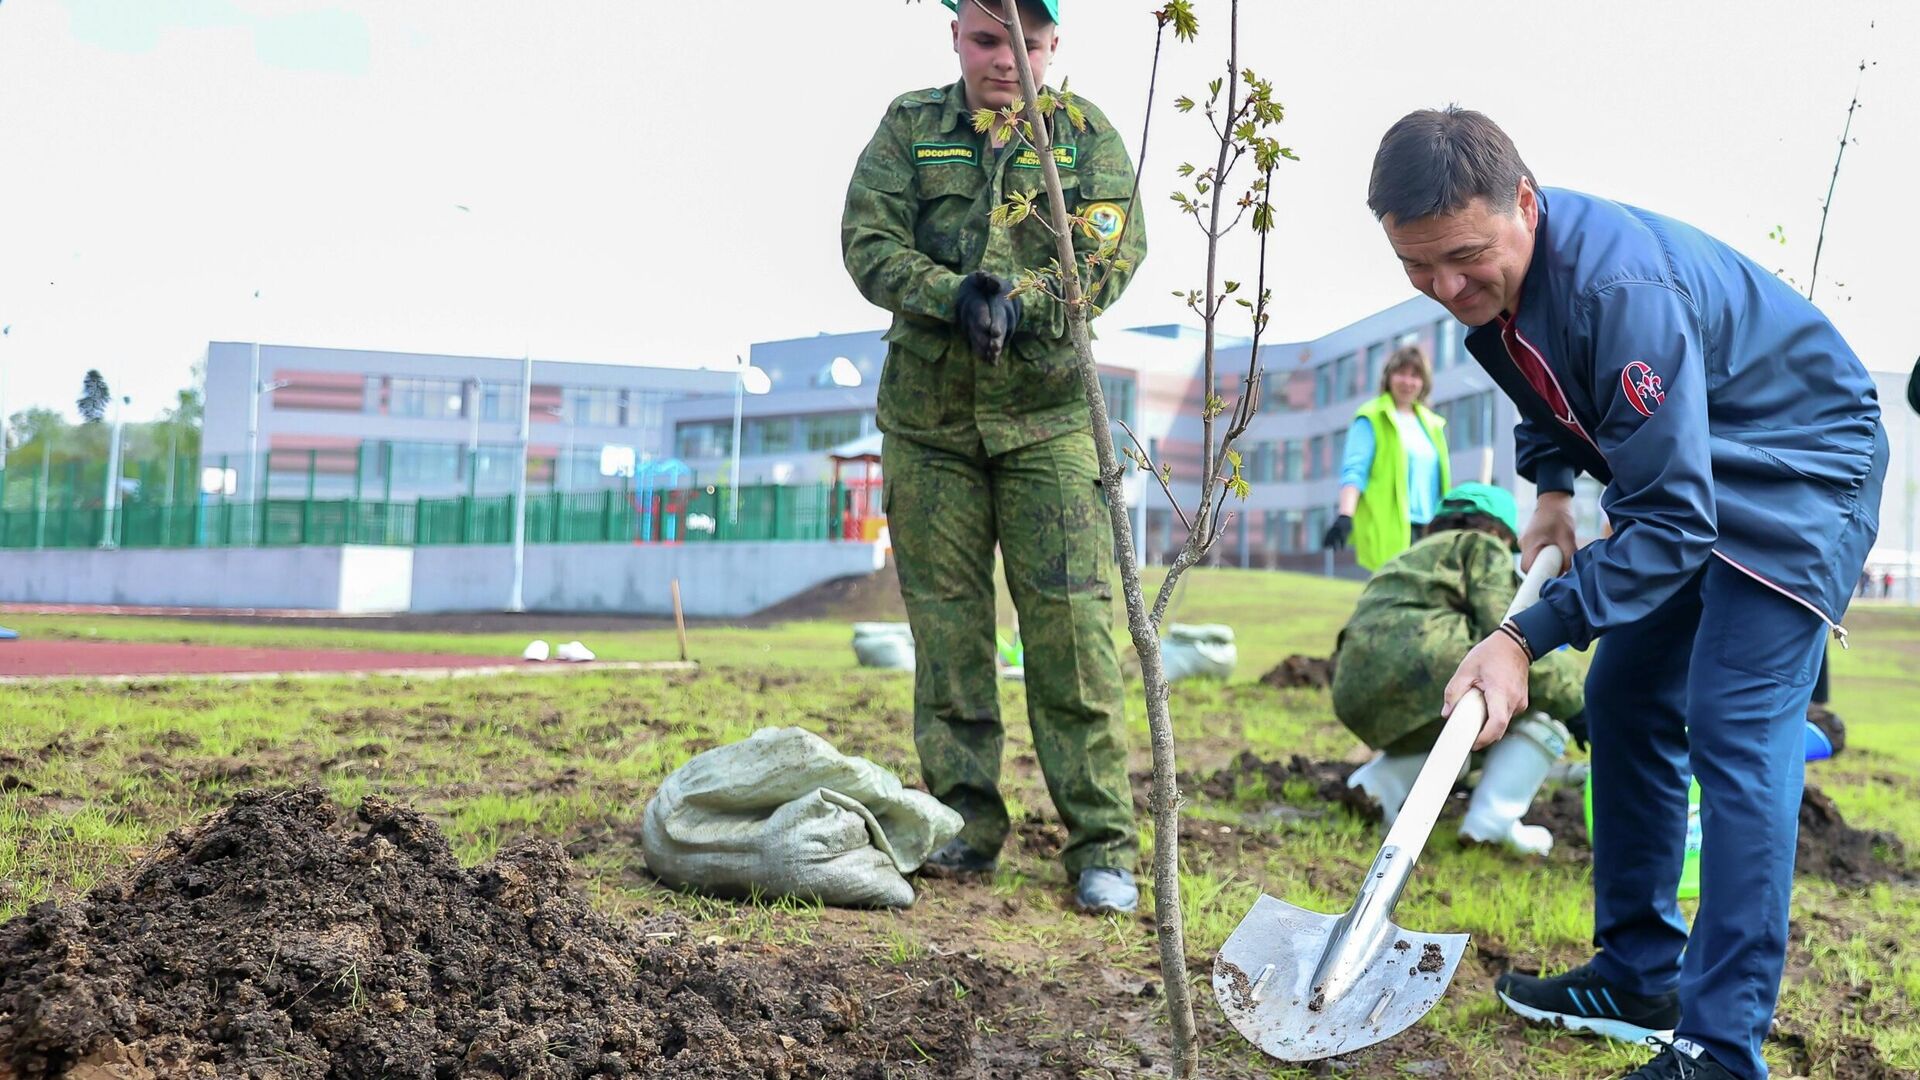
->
[[1075, 867, 1138, 914]]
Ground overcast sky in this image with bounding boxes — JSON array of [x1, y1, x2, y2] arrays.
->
[[0, 0, 1912, 424]]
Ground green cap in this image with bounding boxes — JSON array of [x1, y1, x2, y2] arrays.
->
[[942, 0, 1060, 24], [1437, 482, 1519, 538]]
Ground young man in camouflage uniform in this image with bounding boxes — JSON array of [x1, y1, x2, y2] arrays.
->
[[840, 0, 1147, 913], [1333, 483, 1586, 856]]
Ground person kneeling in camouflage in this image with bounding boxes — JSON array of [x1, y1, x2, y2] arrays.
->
[[1331, 483, 1585, 855]]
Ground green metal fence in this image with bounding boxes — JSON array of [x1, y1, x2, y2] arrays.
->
[[0, 484, 857, 550], [0, 445, 868, 550]]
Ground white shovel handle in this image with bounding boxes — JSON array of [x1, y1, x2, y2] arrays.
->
[[1378, 544, 1564, 858]]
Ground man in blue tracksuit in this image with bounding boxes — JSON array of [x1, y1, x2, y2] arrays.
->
[[1366, 108, 1886, 1080]]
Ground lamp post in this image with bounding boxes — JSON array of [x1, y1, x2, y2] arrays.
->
[[100, 394, 129, 549], [508, 350, 533, 613], [729, 357, 771, 526]]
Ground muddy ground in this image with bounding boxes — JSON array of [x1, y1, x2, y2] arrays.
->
[[1193, 749, 1915, 889], [0, 787, 1123, 1080], [5, 764, 1908, 1079]]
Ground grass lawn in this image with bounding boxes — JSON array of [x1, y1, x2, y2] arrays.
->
[[3, 568, 1916, 1077]]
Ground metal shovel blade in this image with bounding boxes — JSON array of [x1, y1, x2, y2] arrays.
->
[[1213, 893, 1466, 1060]]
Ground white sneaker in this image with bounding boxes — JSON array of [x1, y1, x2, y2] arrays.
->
[[522, 639, 550, 662], [556, 640, 595, 662]]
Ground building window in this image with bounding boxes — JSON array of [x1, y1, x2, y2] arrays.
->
[[388, 442, 461, 485], [1248, 441, 1275, 483], [1436, 390, 1496, 450], [390, 378, 464, 419], [675, 421, 732, 458], [1265, 508, 1306, 554], [1331, 353, 1356, 402], [1314, 364, 1334, 409], [1364, 342, 1387, 393], [803, 411, 865, 451], [565, 387, 622, 427], [1260, 366, 1287, 412], [746, 417, 796, 455], [1305, 507, 1328, 548], [466, 446, 521, 491], [479, 381, 521, 422], [1282, 439, 1303, 482], [1307, 434, 1326, 480], [1099, 373, 1137, 426], [628, 389, 670, 434], [1433, 318, 1457, 371]]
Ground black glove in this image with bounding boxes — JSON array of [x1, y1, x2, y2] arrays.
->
[[1322, 514, 1354, 551], [1906, 354, 1919, 414], [955, 272, 1022, 365], [1565, 709, 1589, 752]]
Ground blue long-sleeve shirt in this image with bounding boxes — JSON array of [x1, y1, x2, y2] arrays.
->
[[1340, 411, 1443, 525]]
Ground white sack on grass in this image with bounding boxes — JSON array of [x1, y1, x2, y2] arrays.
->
[[641, 726, 961, 908], [851, 622, 916, 671], [1162, 623, 1237, 683]]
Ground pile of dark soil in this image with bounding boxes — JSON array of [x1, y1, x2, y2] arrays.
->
[[754, 562, 906, 625], [1193, 751, 1377, 821], [1258, 655, 1333, 690], [0, 787, 978, 1079], [1798, 784, 1913, 888]]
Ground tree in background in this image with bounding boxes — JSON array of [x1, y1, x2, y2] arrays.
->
[[77, 370, 112, 424]]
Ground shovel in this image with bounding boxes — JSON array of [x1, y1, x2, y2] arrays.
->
[[1213, 545, 1564, 1060]]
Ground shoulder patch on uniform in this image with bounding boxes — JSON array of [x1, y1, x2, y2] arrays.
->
[[1010, 145, 1078, 170], [1080, 201, 1125, 242], [913, 142, 978, 166], [1621, 360, 1666, 418]]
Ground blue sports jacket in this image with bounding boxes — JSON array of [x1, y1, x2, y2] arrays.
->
[[1465, 188, 1886, 655]]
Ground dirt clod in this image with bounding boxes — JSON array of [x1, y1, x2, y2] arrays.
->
[[1417, 943, 1446, 974], [0, 786, 976, 1079], [1798, 784, 1913, 888], [1260, 654, 1334, 690]]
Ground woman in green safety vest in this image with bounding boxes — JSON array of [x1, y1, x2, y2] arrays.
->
[[1322, 345, 1451, 570]]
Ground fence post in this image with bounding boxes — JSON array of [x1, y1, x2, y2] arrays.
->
[[257, 449, 270, 547], [302, 450, 317, 544]]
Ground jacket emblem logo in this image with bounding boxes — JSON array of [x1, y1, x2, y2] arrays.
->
[[1080, 201, 1126, 242], [1622, 361, 1666, 418]]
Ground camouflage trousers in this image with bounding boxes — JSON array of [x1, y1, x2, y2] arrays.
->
[[882, 429, 1136, 877], [1332, 619, 1587, 755]]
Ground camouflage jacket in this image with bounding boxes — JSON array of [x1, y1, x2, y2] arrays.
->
[[1333, 529, 1585, 750], [841, 80, 1147, 455], [1349, 530, 1523, 643]]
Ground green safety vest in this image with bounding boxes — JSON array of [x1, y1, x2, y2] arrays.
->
[[1351, 394, 1450, 571]]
